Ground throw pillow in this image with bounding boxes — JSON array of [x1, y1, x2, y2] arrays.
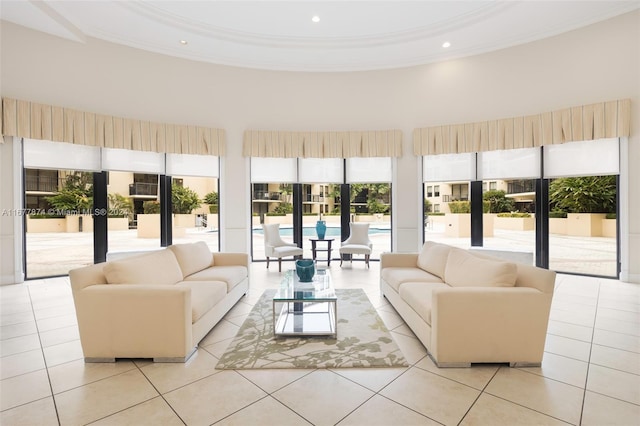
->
[[103, 249, 183, 285], [416, 241, 452, 279], [444, 248, 518, 287], [169, 241, 214, 277]]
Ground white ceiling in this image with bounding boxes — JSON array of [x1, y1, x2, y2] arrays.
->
[[2, 1, 639, 72]]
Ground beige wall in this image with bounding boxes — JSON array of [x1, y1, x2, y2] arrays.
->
[[180, 177, 216, 199], [1, 11, 638, 281], [108, 171, 134, 197]]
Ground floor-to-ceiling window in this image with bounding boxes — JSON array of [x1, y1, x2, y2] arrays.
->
[[476, 147, 540, 263], [423, 153, 475, 250], [250, 156, 393, 263], [544, 138, 619, 277], [102, 148, 165, 257], [422, 139, 620, 278], [250, 157, 299, 263], [22, 139, 223, 277], [23, 139, 100, 278], [298, 158, 344, 260], [346, 157, 392, 260], [166, 153, 220, 252]]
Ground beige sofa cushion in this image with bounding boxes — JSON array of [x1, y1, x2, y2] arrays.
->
[[416, 241, 452, 279], [185, 266, 249, 292], [444, 248, 518, 288], [103, 249, 183, 285], [169, 242, 214, 278], [176, 281, 227, 323], [381, 267, 444, 292], [398, 281, 450, 325]]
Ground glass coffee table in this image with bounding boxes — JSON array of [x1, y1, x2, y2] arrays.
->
[[273, 268, 337, 337]]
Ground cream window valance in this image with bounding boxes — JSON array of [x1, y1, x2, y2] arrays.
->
[[243, 130, 402, 158], [0, 98, 225, 156], [413, 99, 631, 156]]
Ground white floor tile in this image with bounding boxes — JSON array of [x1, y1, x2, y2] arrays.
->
[[380, 367, 480, 425], [1, 269, 639, 426], [272, 370, 374, 426], [587, 364, 640, 405]]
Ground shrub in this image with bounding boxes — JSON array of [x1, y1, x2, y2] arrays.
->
[[448, 201, 470, 213], [108, 194, 132, 218], [203, 191, 218, 205], [448, 200, 491, 213], [549, 176, 616, 213], [424, 198, 432, 213], [172, 185, 201, 214], [143, 201, 160, 214], [272, 202, 293, 215], [483, 190, 515, 213], [203, 191, 219, 213], [45, 171, 93, 213], [497, 212, 531, 218], [549, 210, 567, 218], [606, 213, 617, 219]]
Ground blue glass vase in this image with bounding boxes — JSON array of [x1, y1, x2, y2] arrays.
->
[[316, 220, 327, 239], [295, 259, 315, 282]]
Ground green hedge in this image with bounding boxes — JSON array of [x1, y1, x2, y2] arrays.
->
[[497, 212, 532, 218], [549, 211, 568, 218], [448, 201, 491, 213], [30, 214, 65, 219]]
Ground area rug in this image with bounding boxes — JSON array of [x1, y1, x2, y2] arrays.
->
[[216, 288, 408, 369]]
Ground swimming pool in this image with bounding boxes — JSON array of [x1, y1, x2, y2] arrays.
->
[[254, 226, 389, 237]]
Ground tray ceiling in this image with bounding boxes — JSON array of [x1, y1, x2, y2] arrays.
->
[[1, 1, 638, 72]]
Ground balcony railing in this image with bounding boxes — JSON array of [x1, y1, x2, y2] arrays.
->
[[129, 183, 158, 196], [253, 191, 284, 201], [25, 176, 65, 192], [303, 194, 327, 203], [507, 180, 536, 194]]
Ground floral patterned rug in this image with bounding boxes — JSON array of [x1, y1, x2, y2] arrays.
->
[[216, 288, 408, 369]]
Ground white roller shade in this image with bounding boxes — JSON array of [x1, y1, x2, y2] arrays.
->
[[423, 153, 476, 182], [251, 157, 297, 183], [544, 138, 619, 178], [478, 147, 541, 180], [299, 158, 343, 183], [23, 138, 100, 171], [102, 148, 165, 174], [166, 153, 219, 177], [347, 157, 391, 183]]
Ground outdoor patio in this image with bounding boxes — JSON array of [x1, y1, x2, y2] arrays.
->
[[24, 221, 617, 279]]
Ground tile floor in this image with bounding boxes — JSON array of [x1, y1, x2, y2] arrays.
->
[[1, 262, 639, 425]]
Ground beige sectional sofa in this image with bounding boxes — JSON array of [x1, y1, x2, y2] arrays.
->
[[381, 241, 556, 367], [70, 242, 249, 362]]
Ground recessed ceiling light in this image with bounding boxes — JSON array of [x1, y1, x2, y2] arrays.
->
[[311, 15, 320, 23], [442, 42, 451, 48], [180, 40, 188, 45]]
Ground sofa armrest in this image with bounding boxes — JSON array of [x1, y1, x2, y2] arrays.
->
[[212, 252, 250, 268], [380, 252, 419, 269], [431, 287, 553, 364], [73, 284, 192, 359], [69, 263, 107, 292]]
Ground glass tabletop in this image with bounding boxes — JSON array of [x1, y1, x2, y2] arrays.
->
[[273, 269, 336, 301]]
